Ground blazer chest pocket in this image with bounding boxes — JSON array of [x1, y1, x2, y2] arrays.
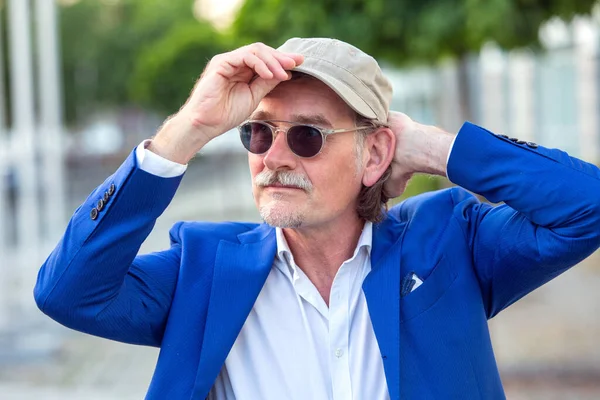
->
[[400, 257, 458, 323]]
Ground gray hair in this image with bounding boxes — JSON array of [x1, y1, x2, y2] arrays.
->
[[353, 114, 391, 223]]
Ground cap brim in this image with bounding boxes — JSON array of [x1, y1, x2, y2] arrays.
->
[[292, 65, 378, 120]]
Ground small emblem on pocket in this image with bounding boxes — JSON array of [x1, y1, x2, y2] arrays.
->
[[401, 272, 424, 297]]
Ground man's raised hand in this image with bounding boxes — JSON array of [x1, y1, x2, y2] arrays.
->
[[149, 43, 304, 164], [384, 111, 454, 198]]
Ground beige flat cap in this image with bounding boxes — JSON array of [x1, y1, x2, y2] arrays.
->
[[278, 37, 392, 124]]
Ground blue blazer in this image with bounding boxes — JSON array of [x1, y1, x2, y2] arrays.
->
[[34, 123, 600, 399]]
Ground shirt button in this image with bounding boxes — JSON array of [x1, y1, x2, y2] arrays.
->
[[335, 349, 343, 358]]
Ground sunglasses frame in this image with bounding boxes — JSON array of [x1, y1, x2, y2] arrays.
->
[[238, 119, 374, 158]]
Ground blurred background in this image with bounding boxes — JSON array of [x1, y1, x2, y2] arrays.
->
[[0, 0, 599, 398]]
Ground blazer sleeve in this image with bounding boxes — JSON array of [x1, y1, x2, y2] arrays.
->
[[34, 150, 184, 347], [447, 123, 600, 319]]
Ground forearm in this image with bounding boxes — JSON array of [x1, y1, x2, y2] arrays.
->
[[404, 123, 455, 177], [384, 113, 456, 197], [449, 122, 600, 231], [148, 113, 213, 165], [34, 151, 183, 344]]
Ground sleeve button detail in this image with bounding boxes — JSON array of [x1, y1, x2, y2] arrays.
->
[[526, 142, 538, 149], [90, 208, 99, 220], [108, 184, 116, 196], [97, 199, 105, 211]]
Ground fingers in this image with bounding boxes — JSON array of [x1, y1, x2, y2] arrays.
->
[[252, 50, 289, 80], [383, 168, 412, 198], [273, 52, 304, 70], [247, 44, 302, 80], [249, 76, 283, 102], [387, 111, 412, 128], [241, 53, 274, 79], [213, 43, 303, 82]]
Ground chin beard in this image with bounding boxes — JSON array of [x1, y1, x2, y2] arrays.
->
[[259, 204, 304, 228]]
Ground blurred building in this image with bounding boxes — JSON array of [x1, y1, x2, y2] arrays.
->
[[388, 16, 600, 165]]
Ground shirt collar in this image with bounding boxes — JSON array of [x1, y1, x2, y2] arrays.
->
[[275, 221, 373, 278]]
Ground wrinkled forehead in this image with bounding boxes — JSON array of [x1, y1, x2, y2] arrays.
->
[[249, 109, 336, 128], [255, 78, 356, 125]]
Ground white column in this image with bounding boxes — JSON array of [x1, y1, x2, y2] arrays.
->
[[35, 0, 66, 243], [507, 51, 536, 142], [7, 0, 40, 310], [436, 61, 463, 132], [479, 44, 508, 134], [574, 18, 599, 163], [0, 12, 8, 328]]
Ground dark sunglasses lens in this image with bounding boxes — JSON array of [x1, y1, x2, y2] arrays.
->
[[287, 125, 323, 157], [240, 122, 272, 154]]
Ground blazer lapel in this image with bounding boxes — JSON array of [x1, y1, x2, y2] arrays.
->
[[192, 224, 276, 398], [363, 217, 407, 400]]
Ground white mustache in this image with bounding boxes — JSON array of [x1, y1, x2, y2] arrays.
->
[[254, 170, 313, 192]]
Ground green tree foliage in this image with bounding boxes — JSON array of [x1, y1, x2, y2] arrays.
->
[[129, 21, 226, 114], [234, 0, 598, 63], [57, 0, 598, 123], [234, 0, 598, 121], [59, 0, 225, 122]]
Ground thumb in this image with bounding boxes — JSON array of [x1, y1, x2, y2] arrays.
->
[[249, 75, 287, 103]]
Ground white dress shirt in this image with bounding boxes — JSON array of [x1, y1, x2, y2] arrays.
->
[[135, 142, 390, 399], [209, 223, 389, 400]]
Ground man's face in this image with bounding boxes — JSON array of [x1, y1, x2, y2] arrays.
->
[[248, 78, 364, 229]]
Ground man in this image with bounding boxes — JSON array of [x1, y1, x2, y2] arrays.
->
[[34, 38, 600, 399]]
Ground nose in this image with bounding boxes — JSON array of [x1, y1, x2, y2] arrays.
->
[[263, 128, 297, 171]]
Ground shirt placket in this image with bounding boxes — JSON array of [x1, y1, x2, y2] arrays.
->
[[329, 264, 352, 400]]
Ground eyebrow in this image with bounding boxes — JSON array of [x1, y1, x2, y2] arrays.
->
[[249, 111, 334, 128]]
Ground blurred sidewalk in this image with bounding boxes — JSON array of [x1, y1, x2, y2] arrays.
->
[[495, 251, 600, 399]]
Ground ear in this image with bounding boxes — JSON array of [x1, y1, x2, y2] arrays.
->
[[362, 127, 395, 187]]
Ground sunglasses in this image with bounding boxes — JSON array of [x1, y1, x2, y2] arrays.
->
[[238, 120, 371, 158]]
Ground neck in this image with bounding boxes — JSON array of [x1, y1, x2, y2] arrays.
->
[[282, 214, 366, 305]]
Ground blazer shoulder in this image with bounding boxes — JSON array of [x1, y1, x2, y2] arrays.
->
[[385, 188, 483, 260], [390, 187, 478, 222], [169, 220, 260, 244]]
